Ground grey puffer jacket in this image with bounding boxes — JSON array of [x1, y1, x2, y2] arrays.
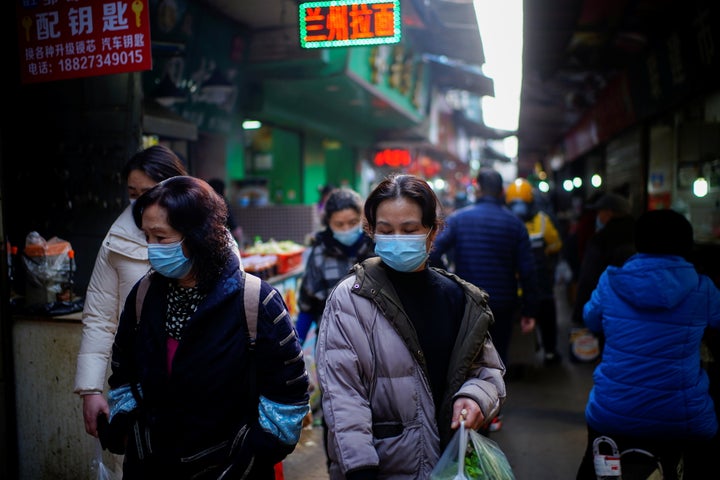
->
[[317, 257, 506, 479]]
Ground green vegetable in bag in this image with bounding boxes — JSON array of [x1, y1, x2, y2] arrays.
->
[[467, 429, 515, 479], [430, 426, 515, 480]]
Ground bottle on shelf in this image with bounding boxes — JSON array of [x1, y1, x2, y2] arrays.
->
[[57, 249, 76, 302]]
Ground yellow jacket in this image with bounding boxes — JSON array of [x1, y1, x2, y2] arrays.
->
[[525, 211, 562, 256]]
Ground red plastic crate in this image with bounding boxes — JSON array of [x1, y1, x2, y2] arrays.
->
[[276, 249, 304, 274]]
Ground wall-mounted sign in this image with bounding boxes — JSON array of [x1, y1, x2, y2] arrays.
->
[[299, 0, 401, 49], [16, 0, 152, 84], [374, 148, 411, 167]]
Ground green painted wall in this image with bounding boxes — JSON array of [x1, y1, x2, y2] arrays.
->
[[227, 118, 246, 180], [269, 128, 302, 204], [326, 144, 358, 190], [304, 136, 326, 204]]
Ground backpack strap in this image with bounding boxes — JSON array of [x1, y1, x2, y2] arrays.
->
[[135, 270, 262, 344], [135, 272, 152, 324], [130, 272, 152, 406], [243, 272, 262, 350]]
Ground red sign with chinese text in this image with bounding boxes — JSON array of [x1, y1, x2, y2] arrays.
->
[[299, 0, 401, 49], [374, 148, 411, 167], [16, 0, 152, 84]]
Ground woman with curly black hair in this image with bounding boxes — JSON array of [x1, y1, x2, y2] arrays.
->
[[106, 176, 309, 479]]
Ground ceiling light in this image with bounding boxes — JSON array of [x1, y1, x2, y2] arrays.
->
[[693, 177, 708, 197]]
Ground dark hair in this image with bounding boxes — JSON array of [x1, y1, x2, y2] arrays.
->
[[477, 168, 504, 198], [363, 174, 443, 233], [208, 178, 225, 196], [635, 209, 694, 257], [121, 145, 187, 183], [132, 176, 232, 289], [322, 188, 363, 227]]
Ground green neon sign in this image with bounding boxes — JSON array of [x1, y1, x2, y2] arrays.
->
[[299, 0, 401, 49]]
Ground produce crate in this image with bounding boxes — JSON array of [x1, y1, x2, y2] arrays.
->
[[242, 255, 278, 280], [276, 249, 304, 274], [242, 240, 305, 275]]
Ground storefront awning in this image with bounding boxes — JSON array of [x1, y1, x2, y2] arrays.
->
[[452, 110, 516, 140], [425, 54, 495, 97]]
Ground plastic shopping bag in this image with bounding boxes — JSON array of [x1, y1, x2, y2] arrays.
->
[[91, 439, 112, 480], [467, 429, 515, 479], [430, 424, 515, 480]]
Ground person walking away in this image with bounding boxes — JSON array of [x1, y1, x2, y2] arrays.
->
[[506, 177, 564, 365], [105, 176, 309, 478], [571, 192, 635, 327], [295, 186, 376, 470], [429, 168, 538, 372], [563, 192, 602, 305], [208, 177, 244, 248], [576, 209, 720, 479], [316, 173, 506, 479], [74, 145, 187, 447]]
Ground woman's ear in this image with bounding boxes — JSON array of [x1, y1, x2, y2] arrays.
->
[[428, 226, 439, 245]]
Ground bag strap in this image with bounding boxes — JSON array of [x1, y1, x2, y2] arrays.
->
[[135, 272, 152, 324], [128, 272, 152, 407], [243, 272, 262, 350]]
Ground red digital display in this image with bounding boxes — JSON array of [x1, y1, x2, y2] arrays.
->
[[374, 148, 411, 167], [299, 0, 401, 49]]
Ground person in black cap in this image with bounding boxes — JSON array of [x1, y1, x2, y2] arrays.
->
[[576, 209, 720, 479], [571, 192, 635, 325]]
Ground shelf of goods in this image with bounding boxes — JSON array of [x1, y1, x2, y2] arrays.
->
[[242, 239, 305, 278]]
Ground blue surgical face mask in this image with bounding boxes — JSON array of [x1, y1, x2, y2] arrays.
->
[[509, 201, 530, 220], [332, 225, 363, 246], [148, 239, 192, 278], [374, 233, 429, 272]]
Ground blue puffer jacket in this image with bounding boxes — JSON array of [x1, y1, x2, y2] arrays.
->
[[429, 197, 538, 316], [584, 253, 720, 439]]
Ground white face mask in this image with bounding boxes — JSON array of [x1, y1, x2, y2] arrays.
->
[[374, 233, 429, 272]]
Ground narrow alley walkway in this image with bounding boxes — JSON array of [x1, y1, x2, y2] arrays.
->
[[282, 281, 595, 480]]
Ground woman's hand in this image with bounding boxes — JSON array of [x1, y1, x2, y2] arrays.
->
[[451, 398, 485, 431], [82, 393, 110, 437]]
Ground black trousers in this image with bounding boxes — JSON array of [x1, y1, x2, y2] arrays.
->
[[535, 297, 558, 355]]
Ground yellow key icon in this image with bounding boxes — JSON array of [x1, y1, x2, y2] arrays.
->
[[132, 0, 144, 28]]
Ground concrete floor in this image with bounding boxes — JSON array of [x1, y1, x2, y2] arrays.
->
[[282, 283, 596, 480]]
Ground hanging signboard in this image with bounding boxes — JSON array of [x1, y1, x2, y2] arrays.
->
[[374, 148, 411, 167], [16, 0, 152, 84], [299, 0, 401, 49]]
